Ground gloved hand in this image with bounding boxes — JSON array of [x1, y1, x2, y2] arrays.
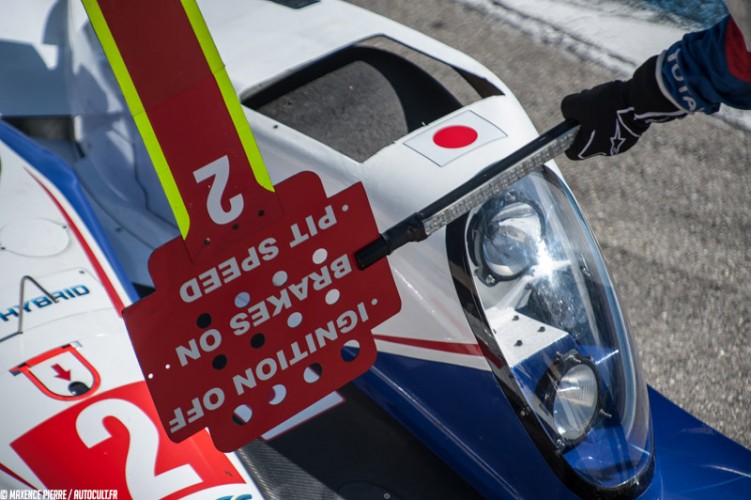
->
[[561, 56, 686, 160]]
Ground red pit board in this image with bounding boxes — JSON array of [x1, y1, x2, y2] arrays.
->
[[123, 172, 400, 451]]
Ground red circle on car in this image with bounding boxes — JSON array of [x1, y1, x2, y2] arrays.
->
[[432, 125, 478, 149]]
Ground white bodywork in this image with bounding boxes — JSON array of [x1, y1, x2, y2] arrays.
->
[[1, 0, 563, 494], [60, 0, 553, 371], [0, 138, 262, 495]]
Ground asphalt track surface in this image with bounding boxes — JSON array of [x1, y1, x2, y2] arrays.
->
[[346, 0, 751, 449]]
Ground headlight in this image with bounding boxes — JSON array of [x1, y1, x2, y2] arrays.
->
[[538, 352, 600, 443], [447, 167, 653, 497], [470, 199, 543, 282]]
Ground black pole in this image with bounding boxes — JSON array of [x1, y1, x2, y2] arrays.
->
[[355, 120, 578, 269]]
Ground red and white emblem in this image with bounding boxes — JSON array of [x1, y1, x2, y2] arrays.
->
[[11, 344, 100, 400], [405, 110, 507, 166]]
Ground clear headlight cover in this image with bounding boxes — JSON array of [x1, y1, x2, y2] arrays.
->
[[450, 167, 653, 495]]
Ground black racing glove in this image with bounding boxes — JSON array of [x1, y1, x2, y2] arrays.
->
[[561, 56, 686, 160]]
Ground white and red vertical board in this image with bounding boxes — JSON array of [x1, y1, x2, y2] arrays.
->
[[82, 0, 400, 452]]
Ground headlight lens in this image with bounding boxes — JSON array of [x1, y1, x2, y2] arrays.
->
[[549, 357, 599, 441], [450, 167, 653, 496], [534, 350, 601, 446], [475, 200, 543, 281]]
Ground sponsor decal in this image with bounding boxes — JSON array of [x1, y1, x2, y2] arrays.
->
[[11, 382, 246, 499], [0, 285, 90, 324], [665, 48, 699, 112], [0, 269, 110, 339], [405, 110, 507, 166], [11, 344, 101, 400]]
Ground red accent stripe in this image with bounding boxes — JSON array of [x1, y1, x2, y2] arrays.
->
[[372, 333, 483, 356], [0, 461, 37, 489], [26, 169, 126, 315], [726, 18, 751, 82]]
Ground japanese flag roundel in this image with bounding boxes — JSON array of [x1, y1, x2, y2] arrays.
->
[[405, 110, 507, 166]]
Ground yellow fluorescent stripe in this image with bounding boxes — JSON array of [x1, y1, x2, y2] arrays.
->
[[181, 0, 275, 193], [81, 0, 191, 239], [216, 68, 276, 192], [132, 113, 191, 237], [181, 0, 224, 75]]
